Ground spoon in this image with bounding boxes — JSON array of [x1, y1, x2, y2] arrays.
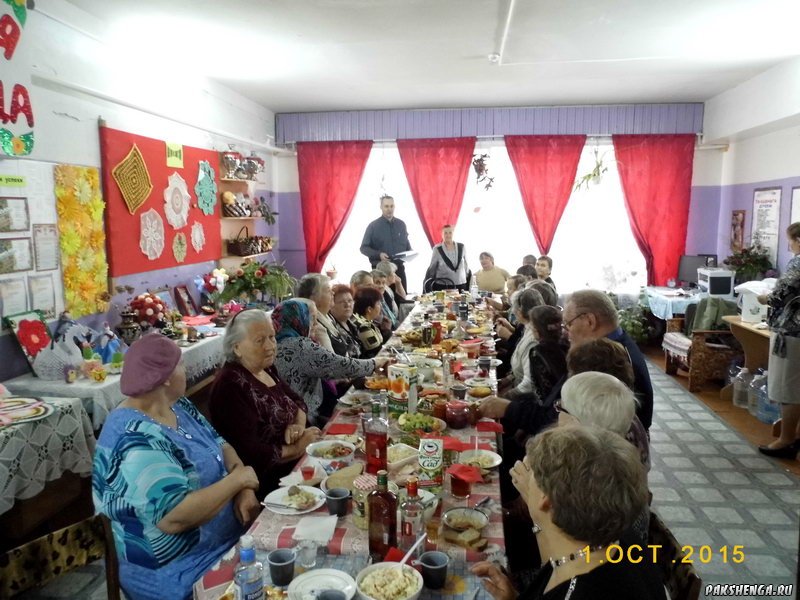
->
[[398, 533, 427, 568]]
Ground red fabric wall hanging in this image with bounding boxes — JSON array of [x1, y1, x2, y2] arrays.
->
[[99, 126, 222, 277], [505, 135, 586, 255], [612, 134, 695, 286], [397, 137, 476, 247]]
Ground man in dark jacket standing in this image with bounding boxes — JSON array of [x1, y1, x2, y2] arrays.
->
[[360, 195, 412, 290]]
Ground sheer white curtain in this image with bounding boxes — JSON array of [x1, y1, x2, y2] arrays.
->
[[325, 142, 646, 295]]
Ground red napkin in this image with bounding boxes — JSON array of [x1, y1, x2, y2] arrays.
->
[[202, 563, 235, 588], [446, 464, 484, 483], [477, 420, 504, 433], [327, 423, 358, 435], [384, 547, 406, 562]]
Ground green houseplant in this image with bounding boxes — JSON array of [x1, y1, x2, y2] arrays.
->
[[609, 289, 657, 345], [723, 243, 773, 284], [219, 261, 296, 306]]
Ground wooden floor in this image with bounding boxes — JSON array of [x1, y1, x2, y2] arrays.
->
[[643, 345, 800, 477]]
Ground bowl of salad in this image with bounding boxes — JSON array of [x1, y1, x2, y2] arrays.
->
[[306, 440, 356, 474]]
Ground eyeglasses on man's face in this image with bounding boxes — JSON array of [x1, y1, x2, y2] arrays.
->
[[563, 312, 588, 329]]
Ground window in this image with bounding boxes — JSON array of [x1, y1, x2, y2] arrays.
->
[[325, 142, 646, 295]]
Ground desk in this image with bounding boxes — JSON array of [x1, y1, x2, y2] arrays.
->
[[646, 287, 704, 320], [4, 332, 224, 429], [720, 315, 770, 403], [0, 397, 95, 516]]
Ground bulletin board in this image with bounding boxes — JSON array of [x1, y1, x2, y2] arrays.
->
[[0, 160, 65, 321], [99, 126, 222, 277]]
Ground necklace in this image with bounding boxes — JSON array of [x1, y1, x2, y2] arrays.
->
[[549, 540, 618, 569]]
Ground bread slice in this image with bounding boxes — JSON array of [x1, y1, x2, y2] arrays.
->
[[325, 463, 363, 492], [457, 528, 481, 545]]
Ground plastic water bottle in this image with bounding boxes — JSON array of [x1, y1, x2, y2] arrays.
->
[[732, 368, 752, 409], [234, 535, 264, 600], [757, 372, 780, 424], [748, 369, 766, 416]]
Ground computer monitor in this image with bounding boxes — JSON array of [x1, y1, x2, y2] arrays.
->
[[677, 255, 708, 285], [698, 254, 718, 268]]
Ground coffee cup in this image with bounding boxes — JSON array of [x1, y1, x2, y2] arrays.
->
[[325, 487, 351, 517], [414, 550, 449, 589], [267, 548, 296, 586]]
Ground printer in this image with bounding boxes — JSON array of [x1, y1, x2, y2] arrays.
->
[[697, 268, 735, 299]]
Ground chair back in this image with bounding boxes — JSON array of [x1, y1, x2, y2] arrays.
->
[[648, 510, 702, 600], [423, 277, 455, 293], [0, 514, 120, 600]]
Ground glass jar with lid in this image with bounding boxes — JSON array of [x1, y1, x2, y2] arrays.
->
[[352, 473, 378, 530], [446, 401, 470, 430]]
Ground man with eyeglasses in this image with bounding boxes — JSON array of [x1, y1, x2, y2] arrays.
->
[[480, 289, 653, 434]]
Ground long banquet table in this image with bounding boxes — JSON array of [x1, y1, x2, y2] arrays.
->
[[194, 300, 507, 599]]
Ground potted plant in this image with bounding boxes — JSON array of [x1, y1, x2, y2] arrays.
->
[[574, 147, 608, 191], [723, 243, 774, 284], [219, 261, 297, 306]]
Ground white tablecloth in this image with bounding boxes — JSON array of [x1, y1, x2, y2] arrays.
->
[[645, 287, 705, 320], [4, 333, 224, 429], [0, 397, 95, 516]]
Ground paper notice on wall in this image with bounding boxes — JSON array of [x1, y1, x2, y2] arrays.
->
[[32, 224, 59, 271], [752, 188, 781, 267], [28, 273, 56, 318], [0, 277, 28, 318], [166, 142, 184, 168]]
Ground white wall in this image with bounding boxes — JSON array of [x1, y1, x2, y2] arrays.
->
[[24, 0, 275, 167], [719, 125, 800, 186]]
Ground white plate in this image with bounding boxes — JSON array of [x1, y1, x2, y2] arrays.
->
[[262, 485, 325, 515], [464, 377, 491, 388], [459, 449, 502, 469], [339, 391, 376, 406], [288, 568, 357, 600]]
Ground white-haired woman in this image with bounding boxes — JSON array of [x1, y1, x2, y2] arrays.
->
[[295, 273, 336, 351], [472, 426, 663, 600], [209, 309, 322, 497]]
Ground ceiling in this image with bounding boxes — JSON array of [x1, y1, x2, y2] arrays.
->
[[64, 0, 800, 113]]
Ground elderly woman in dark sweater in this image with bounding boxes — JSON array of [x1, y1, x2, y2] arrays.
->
[[209, 309, 322, 498], [273, 299, 384, 425]]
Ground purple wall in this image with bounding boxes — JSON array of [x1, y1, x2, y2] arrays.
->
[[273, 191, 306, 277], [715, 176, 800, 272], [686, 186, 722, 256], [276, 104, 704, 144]]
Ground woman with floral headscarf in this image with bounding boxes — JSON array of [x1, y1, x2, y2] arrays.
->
[[272, 299, 385, 426]]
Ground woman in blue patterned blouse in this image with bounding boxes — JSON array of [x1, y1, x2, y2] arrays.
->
[[93, 334, 260, 600]]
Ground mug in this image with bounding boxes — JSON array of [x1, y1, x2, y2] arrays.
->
[[414, 550, 449, 589]]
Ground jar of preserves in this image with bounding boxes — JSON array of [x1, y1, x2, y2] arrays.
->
[[432, 399, 448, 421], [446, 401, 470, 430], [353, 474, 378, 530]]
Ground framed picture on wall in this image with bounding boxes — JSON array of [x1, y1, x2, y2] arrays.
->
[[149, 286, 174, 311], [730, 210, 745, 253], [0, 197, 30, 232], [791, 187, 800, 225], [174, 285, 198, 317]]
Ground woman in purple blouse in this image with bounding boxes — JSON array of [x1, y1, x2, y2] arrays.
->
[[209, 309, 322, 498]]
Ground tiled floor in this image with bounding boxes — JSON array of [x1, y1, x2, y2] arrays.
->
[[16, 359, 800, 600]]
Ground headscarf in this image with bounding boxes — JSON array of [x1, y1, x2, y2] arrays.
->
[[272, 299, 311, 342]]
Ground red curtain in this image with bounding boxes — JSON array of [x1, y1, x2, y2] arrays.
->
[[505, 135, 586, 255], [612, 134, 695, 286], [397, 137, 476, 245], [297, 140, 373, 272]]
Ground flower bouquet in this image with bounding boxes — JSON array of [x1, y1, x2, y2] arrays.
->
[[219, 260, 296, 306], [195, 268, 229, 312], [723, 244, 773, 283], [128, 293, 168, 327]]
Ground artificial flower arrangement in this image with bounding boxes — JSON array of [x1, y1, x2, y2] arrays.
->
[[723, 243, 774, 283], [218, 260, 296, 305], [195, 268, 229, 309], [128, 292, 169, 327]]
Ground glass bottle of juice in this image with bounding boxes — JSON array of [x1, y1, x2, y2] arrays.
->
[[364, 401, 388, 475], [368, 470, 397, 563]]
